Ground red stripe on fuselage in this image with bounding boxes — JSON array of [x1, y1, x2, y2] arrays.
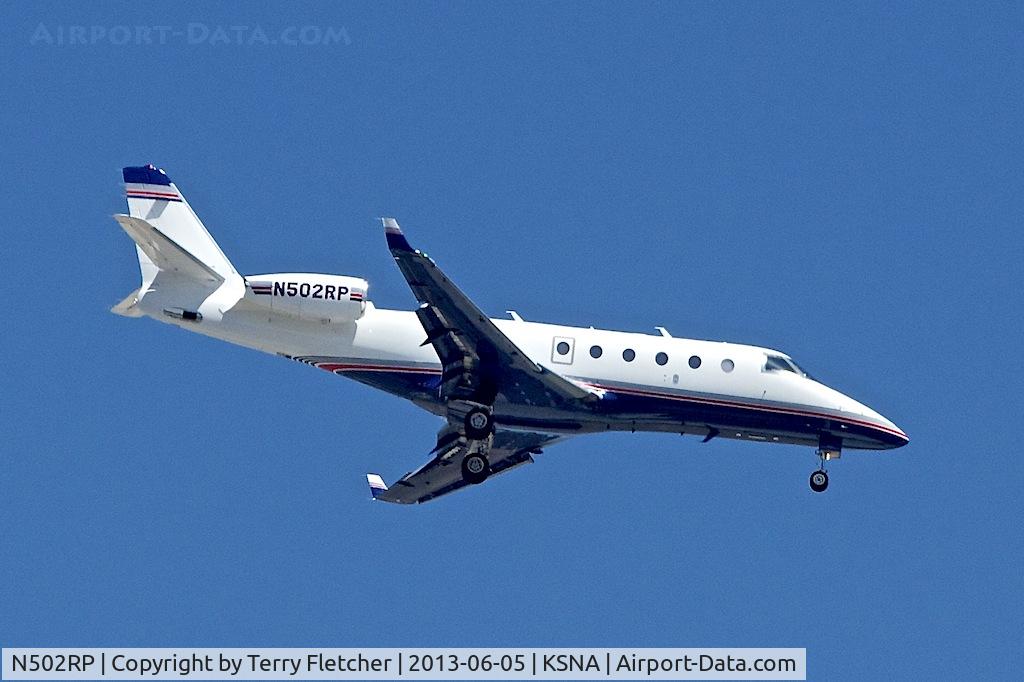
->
[[316, 362, 442, 375], [586, 381, 907, 440]]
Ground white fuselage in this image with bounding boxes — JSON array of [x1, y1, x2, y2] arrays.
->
[[111, 165, 907, 501], [140, 291, 908, 453]]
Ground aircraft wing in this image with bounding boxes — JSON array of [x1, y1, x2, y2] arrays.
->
[[367, 428, 565, 504], [383, 218, 596, 408]]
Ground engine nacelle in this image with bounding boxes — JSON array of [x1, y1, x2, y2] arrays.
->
[[245, 273, 368, 322]]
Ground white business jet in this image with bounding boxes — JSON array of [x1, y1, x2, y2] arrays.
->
[[112, 165, 908, 504]]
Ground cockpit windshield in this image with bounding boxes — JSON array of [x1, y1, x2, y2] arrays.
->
[[764, 354, 813, 379]]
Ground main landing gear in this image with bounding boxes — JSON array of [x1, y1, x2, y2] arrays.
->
[[456, 402, 494, 485], [464, 406, 495, 440], [461, 452, 490, 485]]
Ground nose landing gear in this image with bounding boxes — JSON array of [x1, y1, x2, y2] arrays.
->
[[809, 469, 829, 493], [810, 436, 841, 493]]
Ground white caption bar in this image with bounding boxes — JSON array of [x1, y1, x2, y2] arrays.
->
[[3, 648, 805, 680]]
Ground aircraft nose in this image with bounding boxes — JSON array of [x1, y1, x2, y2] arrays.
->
[[852, 399, 909, 448], [812, 382, 908, 448], [874, 412, 909, 448]]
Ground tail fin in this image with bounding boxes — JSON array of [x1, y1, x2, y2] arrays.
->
[[114, 165, 244, 322], [122, 165, 238, 281]]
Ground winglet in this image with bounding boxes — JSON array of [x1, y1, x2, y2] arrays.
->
[[366, 473, 389, 499], [111, 288, 144, 318], [382, 217, 412, 252]]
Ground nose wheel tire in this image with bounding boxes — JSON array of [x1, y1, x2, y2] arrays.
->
[[461, 453, 490, 485], [809, 469, 829, 493], [464, 407, 494, 440]]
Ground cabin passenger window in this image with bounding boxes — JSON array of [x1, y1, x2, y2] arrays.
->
[[590, 345, 603, 358], [688, 355, 701, 369], [556, 341, 571, 355], [655, 352, 668, 366], [622, 348, 636, 362], [721, 359, 735, 373]]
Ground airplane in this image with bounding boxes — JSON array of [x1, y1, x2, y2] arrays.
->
[[111, 164, 908, 504]]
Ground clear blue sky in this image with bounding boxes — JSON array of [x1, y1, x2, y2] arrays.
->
[[2, 2, 1021, 679]]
